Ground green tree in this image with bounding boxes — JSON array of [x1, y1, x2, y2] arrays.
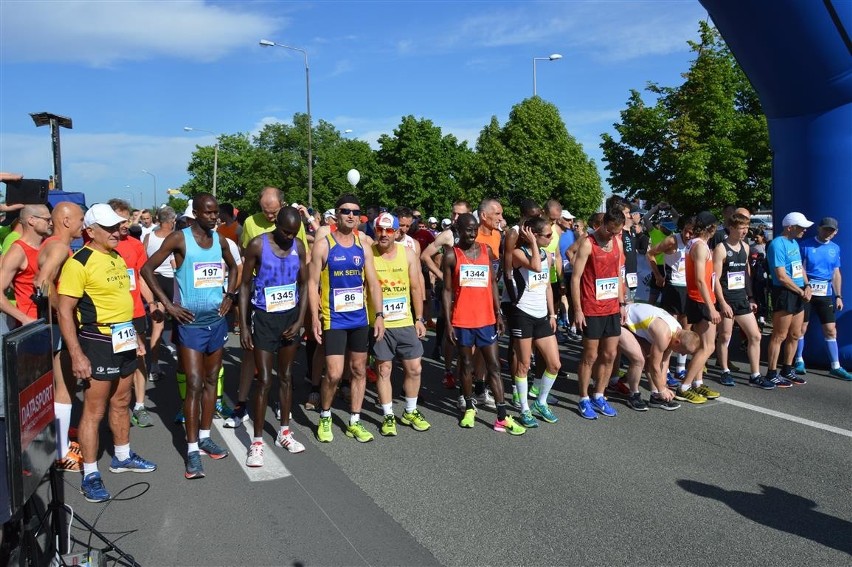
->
[[373, 115, 475, 217], [474, 97, 603, 220], [601, 21, 771, 215]]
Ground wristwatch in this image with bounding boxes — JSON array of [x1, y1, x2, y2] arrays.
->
[[375, 312, 384, 321], [225, 291, 238, 301], [417, 317, 427, 324]]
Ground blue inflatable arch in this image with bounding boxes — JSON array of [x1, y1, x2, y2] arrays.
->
[[700, 0, 852, 367]]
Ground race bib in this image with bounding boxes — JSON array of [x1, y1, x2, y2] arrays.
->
[[811, 280, 829, 297], [265, 284, 297, 312], [626, 273, 638, 288], [528, 270, 548, 291], [127, 268, 136, 292], [791, 260, 803, 280], [459, 264, 489, 288], [333, 286, 364, 312], [193, 261, 224, 289], [727, 271, 745, 290], [111, 322, 137, 354], [595, 277, 619, 301], [382, 296, 409, 321]]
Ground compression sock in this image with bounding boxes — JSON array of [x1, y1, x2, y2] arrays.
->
[[514, 376, 529, 412], [538, 370, 558, 404], [827, 339, 840, 369]]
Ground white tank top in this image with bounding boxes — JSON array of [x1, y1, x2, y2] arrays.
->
[[624, 303, 681, 342], [145, 230, 174, 278], [664, 233, 687, 287], [514, 246, 549, 318]]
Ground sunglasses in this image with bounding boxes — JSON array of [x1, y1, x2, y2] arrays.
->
[[338, 208, 361, 217], [33, 215, 53, 223], [375, 227, 396, 235], [538, 232, 553, 238]]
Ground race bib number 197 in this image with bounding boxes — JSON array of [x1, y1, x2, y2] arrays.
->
[[193, 262, 224, 288]]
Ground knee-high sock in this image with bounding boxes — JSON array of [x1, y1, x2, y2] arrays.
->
[[54, 402, 72, 458], [826, 339, 840, 368], [177, 372, 187, 400], [538, 370, 558, 404], [514, 376, 529, 412], [217, 366, 225, 397], [795, 337, 805, 362]]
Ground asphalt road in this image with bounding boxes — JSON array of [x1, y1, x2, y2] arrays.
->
[[52, 328, 852, 566]]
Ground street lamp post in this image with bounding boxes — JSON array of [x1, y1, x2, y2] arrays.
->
[[259, 39, 313, 208], [533, 53, 563, 96], [141, 170, 157, 209], [183, 126, 219, 197]]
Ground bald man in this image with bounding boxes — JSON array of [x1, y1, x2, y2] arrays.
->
[[0, 204, 53, 326]]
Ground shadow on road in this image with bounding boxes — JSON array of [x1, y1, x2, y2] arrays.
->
[[677, 480, 852, 556]]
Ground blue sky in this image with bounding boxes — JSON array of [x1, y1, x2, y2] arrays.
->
[[0, 0, 707, 210]]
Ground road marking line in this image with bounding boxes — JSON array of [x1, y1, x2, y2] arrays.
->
[[212, 419, 292, 481], [718, 397, 852, 438]]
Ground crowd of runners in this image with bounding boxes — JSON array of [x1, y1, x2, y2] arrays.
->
[[0, 175, 847, 503]]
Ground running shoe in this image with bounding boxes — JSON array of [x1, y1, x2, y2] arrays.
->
[[246, 442, 264, 467], [273, 401, 282, 421], [174, 409, 185, 424], [665, 371, 681, 390], [459, 408, 477, 428], [81, 472, 110, 502], [768, 373, 794, 388], [401, 409, 431, 431], [305, 392, 320, 411], [493, 415, 526, 435], [528, 385, 558, 405], [380, 414, 398, 437], [214, 398, 231, 419], [442, 371, 456, 389], [275, 430, 306, 453], [531, 400, 558, 423], [590, 396, 617, 417], [781, 369, 807, 385], [109, 451, 157, 473], [605, 380, 631, 397], [55, 442, 83, 473], [577, 399, 597, 420], [692, 384, 720, 399], [793, 360, 807, 375], [475, 389, 496, 409], [457, 395, 467, 411], [184, 451, 205, 479], [317, 416, 333, 443], [676, 369, 687, 381], [510, 391, 522, 409], [223, 404, 249, 428], [626, 392, 649, 412], [674, 388, 707, 404], [829, 367, 852, 381], [517, 410, 539, 428], [718, 371, 735, 387], [345, 421, 374, 443], [648, 394, 680, 411], [566, 329, 582, 342], [131, 407, 154, 427], [198, 437, 229, 459], [748, 374, 776, 390]]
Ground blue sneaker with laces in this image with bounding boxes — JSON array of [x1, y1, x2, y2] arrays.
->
[[109, 451, 157, 474], [577, 399, 597, 420], [718, 371, 735, 387], [531, 400, 558, 423], [184, 451, 205, 480], [81, 472, 110, 503], [748, 374, 776, 390], [829, 367, 852, 381], [198, 437, 229, 460], [666, 371, 681, 390], [590, 396, 617, 417], [793, 360, 807, 375], [517, 410, 539, 428]]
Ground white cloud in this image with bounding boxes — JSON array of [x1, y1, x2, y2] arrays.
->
[[0, 1, 283, 66]]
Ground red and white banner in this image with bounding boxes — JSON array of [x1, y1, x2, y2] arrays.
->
[[19, 371, 54, 451]]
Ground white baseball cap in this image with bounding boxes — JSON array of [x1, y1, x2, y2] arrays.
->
[[427, 216, 438, 224], [84, 203, 126, 228], [441, 218, 451, 229], [561, 210, 575, 220], [781, 212, 813, 228], [183, 200, 195, 219]]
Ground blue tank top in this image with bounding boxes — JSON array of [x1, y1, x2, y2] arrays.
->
[[175, 227, 224, 327], [251, 234, 300, 312], [320, 233, 368, 330]]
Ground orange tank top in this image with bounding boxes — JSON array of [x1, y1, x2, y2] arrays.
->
[[451, 243, 495, 328], [685, 238, 716, 304], [579, 235, 621, 316], [11, 239, 40, 319]]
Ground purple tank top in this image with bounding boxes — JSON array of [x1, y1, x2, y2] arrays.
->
[[251, 234, 301, 312]]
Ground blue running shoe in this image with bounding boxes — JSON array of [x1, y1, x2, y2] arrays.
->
[[768, 373, 794, 388], [829, 367, 852, 381], [81, 472, 110, 503], [577, 399, 597, 420], [666, 371, 681, 390], [109, 451, 157, 474], [781, 368, 806, 385], [718, 371, 735, 387], [748, 374, 776, 390], [184, 451, 205, 480], [590, 396, 617, 417], [531, 400, 558, 423], [198, 437, 229, 460], [174, 408, 185, 424], [793, 360, 807, 375], [517, 410, 539, 428]]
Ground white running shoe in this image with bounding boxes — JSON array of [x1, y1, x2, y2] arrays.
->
[[475, 389, 496, 409], [275, 430, 306, 454], [246, 442, 264, 467]]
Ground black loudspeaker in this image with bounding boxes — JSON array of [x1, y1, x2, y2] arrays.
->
[[4, 179, 49, 205]]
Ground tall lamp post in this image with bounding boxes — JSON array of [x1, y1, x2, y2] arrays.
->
[[141, 169, 157, 209], [183, 126, 219, 197], [533, 53, 563, 96], [259, 38, 313, 208]]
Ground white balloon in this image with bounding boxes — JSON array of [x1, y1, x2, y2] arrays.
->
[[347, 169, 360, 187]]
